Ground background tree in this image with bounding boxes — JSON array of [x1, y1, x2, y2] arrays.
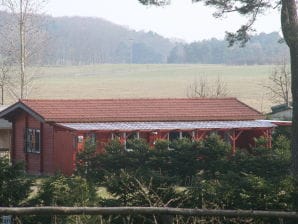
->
[[187, 75, 229, 98], [138, 0, 298, 176], [0, 57, 11, 104], [0, 0, 47, 99], [265, 61, 292, 106]]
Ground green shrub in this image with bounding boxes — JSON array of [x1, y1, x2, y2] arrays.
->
[[169, 137, 194, 150], [126, 138, 149, 153], [0, 156, 32, 207], [105, 139, 123, 154], [154, 139, 169, 151]]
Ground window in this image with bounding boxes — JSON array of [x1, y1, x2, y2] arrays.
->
[[78, 135, 84, 143], [169, 131, 180, 141], [87, 133, 96, 144], [25, 128, 41, 153]]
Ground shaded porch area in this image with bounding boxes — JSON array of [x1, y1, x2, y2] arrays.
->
[[59, 120, 276, 154]]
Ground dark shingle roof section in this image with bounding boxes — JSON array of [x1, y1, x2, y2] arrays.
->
[[18, 98, 263, 123]]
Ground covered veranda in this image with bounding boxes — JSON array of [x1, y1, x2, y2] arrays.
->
[[58, 120, 276, 154]]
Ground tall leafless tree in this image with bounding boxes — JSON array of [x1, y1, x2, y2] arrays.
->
[[265, 61, 291, 107], [0, 0, 47, 99]]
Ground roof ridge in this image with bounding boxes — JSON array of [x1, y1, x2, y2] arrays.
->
[[20, 97, 238, 101]]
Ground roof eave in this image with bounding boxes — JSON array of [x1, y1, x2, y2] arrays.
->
[[0, 101, 45, 123]]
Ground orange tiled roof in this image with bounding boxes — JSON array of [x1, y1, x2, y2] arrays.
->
[[19, 98, 263, 123]]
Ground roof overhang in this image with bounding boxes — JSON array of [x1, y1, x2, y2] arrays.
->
[[258, 120, 292, 127], [0, 101, 45, 123], [57, 120, 276, 132]]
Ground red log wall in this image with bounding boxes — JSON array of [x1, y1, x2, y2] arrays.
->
[[53, 128, 76, 176], [12, 111, 73, 175], [12, 112, 273, 176]]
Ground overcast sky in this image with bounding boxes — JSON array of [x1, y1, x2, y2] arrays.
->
[[47, 0, 280, 42]]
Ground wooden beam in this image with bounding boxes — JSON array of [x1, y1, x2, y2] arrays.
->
[[161, 132, 169, 140], [0, 207, 297, 219], [11, 121, 15, 164], [195, 130, 208, 141], [262, 129, 273, 149], [40, 122, 44, 174], [25, 115, 28, 171], [123, 132, 127, 150], [179, 131, 183, 139], [227, 130, 243, 155]]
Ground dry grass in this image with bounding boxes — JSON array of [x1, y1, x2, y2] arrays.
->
[[26, 64, 274, 112]]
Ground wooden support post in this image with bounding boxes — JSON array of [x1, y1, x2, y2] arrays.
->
[[268, 129, 272, 148], [192, 130, 195, 142], [195, 130, 207, 141], [11, 121, 15, 164], [136, 132, 140, 139], [228, 130, 243, 155], [231, 130, 236, 155], [72, 139, 76, 171], [123, 132, 127, 150], [25, 115, 29, 172], [179, 131, 183, 139], [263, 129, 273, 149], [40, 122, 44, 174], [161, 132, 169, 140]]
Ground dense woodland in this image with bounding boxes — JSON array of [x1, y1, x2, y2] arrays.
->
[[0, 11, 289, 65], [168, 33, 289, 65]]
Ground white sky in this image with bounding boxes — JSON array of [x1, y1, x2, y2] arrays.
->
[[47, 0, 281, 42]]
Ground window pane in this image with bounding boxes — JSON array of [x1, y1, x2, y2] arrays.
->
[[25, 128, 41, 153], [35, 130, 40, 153]]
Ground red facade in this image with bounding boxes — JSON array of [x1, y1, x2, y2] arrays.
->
[[11, 111, 75, 175], [0, 98, 280, 175]]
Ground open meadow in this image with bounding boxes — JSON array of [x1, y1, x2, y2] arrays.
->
[[30, 64, 275, 112]]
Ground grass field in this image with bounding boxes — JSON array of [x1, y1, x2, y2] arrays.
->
[[29, 64, 275, 112]]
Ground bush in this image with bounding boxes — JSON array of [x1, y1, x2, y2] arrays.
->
[[72, 132, 296, 224], [75, 137, 98, 181], [35, 174, 97, 206], [105, 139, 123, 154], [169, 137, 194, 150], [27, 174, 98, 224], [154, 139, 169, 151], [0, 156, 32, 207], [126, 138, 149, 153]]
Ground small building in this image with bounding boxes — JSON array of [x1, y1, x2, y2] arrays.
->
[[0, 98, 276, 175], [268, 103, 292, 120], [0, 105, 12, 158]]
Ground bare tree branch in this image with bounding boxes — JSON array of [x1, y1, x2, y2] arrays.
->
[[187, 75, 229, 98], [264, 61, 291, 106], [0, 0, 47, 99]]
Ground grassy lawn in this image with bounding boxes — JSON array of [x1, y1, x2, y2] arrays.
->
[[26, 64, 275, 112]]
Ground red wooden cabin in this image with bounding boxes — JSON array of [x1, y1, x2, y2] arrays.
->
[[0, 98, 276, 175]]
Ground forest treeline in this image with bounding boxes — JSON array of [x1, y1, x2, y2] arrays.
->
[[0, 11, 289, 65]]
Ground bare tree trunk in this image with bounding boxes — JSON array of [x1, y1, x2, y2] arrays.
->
[[1, 0, 45, 99], [19, 0, 25, 99], [281, 0, 298, 176], [290, 44, 298, 176], [1, 85, 4, 105]]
